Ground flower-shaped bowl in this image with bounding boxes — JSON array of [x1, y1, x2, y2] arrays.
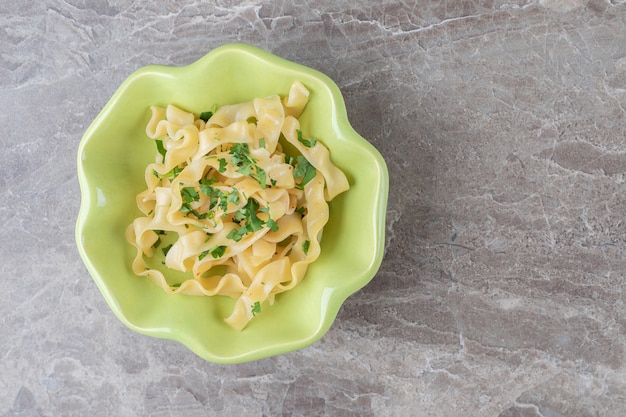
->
[[76, 43, 388, 363]]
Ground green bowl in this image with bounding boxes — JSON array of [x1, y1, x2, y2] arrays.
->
[[75, 43, 388, 363]]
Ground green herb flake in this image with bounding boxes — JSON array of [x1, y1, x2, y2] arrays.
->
[[229, 143, 256, 176], [198, 184, 213, 196], [180, 202, 208, 219], [157, 165, 183, 180], [296, 129, 317, 148], [199, 111, 213, 122], [218, 158, 227, 173], [181, 187, 200, 203], [155, 139, 167, 159], [200, 177, 218, 186], [237, 164, 251, 176], [216, 197, 228, 212], [227, 198, 267, 240], [245, 199, 265, 232], [259, 137, 266, 148], [199, 104, 218, 122], [266, 218, 279, 232], [252, 165, 267, 188], [302, 240, 310, 255], [232, 208, 246, 224], [209, 245, 227, 258], [200, 243, 227, 260], [294, 156, 317, 188], [227, 189, 240, 205], [251, 301, 261, 316], [226, 227, 244, 242], [171, 166, 184, 178], [199, 180, 223, 210], [162, 244, 173, 257]]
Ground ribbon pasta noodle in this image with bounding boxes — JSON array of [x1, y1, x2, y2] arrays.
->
[[126, 81, 349, 331]]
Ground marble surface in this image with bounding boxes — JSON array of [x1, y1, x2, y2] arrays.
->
[[2, 0, 626, 415]]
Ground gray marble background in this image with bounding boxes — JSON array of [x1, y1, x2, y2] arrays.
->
[[2, 0, 626, 416]]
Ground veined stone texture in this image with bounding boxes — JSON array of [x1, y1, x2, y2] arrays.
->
[[1, 1, 626, 416]]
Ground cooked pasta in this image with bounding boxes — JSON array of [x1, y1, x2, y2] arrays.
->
[[126, 81, 349, 331]]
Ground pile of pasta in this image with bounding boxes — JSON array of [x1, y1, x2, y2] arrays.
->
[[126, 81, 349, 331]]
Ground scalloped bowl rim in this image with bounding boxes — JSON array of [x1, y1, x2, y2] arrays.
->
[[75, 43, 388, 363]]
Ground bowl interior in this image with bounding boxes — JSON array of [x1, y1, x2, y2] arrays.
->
[[76, 43, 388, 363]]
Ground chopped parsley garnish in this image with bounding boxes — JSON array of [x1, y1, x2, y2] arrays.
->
[[154, 165, 183, 180], [242, 199, 265, 232], [153, 228, 167, 248], [296, 129, 317, 148], [266, 218, 279, 232], [199, 104, 217, 122], [251, 301, 261, 316], [168, 166, 183, 179], [210, 245, 226, 258], [226, 228, 244, 242], [227, 189, 240, 205], [199, 245, 226, 260], [227, 143, 266, 188], [179, 186, 209, 218], [218, 158, 227, 173], [181, 187, 200, 203], [259, 137, 266, 148], [199, 180, 222, 210], [227, 198, 278, 241], [217, 194, 229, 212], [229, 143, 255, 175], [251, 165, 267, 188], [180, 204, 208, 219], [200, 177, 218, 186], [293, 156, 316, 188], [155, 139, 167, 159], [162, 244, 173, 257], [302, 240, 310, 255]]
